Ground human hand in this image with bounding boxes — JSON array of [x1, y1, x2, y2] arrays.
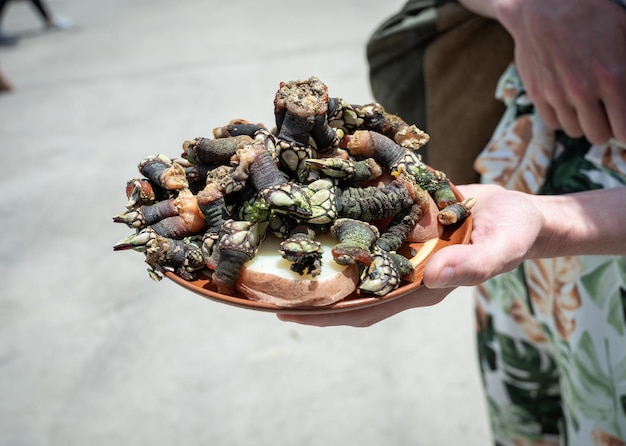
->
[[277, 287, 453, 327], [495, 0, 626, 144], [422, 184, 542, 288], [278, 183, 542, 327]]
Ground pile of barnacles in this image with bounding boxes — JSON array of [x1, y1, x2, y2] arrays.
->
[[113, 77, 473, 297]]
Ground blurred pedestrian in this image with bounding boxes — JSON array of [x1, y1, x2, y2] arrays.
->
[[0, 0, 74, 45], [0, 67, 12, 92]]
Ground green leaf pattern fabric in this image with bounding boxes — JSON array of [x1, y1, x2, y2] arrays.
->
[[474, 64, 626, 445]]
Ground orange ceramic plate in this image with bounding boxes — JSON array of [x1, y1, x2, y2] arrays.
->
[[157, 182, 472, 314]]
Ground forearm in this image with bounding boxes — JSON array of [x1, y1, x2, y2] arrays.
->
[[530, 187, 626, 258], [455, 0, 524, 41]]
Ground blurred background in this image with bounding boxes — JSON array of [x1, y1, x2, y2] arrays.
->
[[0, 0, 492, 444]]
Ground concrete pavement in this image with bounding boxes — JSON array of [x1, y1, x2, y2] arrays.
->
[[0, 1, 492, 444]]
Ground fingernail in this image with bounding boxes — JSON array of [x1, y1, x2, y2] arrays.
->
[[430, 266, 454, 288]]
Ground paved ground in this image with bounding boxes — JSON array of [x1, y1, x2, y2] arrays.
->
[[0, 1, 492, 445]]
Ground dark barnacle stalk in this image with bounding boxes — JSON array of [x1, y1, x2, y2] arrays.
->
[[352, 102, 430, 151], [232, 141, 312, 219], [211, 220, 266, 295], [144, 235, 205, 281], [274, 135, 316, 183], [376, 201, 429, 252], [274, 76, 340, 153], [182, 134, 253, 165], [114, 195, 179, 229], [347, 130, 438, 193], [330, 218, 379, 266], [113, 228, 205, 281], [272, 78, 335, 181], [337, 175, 418, 222], [438, 197, 476, 225], [196, 181, 229, 232], [212, 119, 266, 139], [304, 157, 382, 183], [196, 173, 253, 271], [432, 170, 458, 210], [113, 189, 206, 239], [138, 154, 189, 191]]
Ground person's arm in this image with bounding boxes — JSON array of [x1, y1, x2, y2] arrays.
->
[[458, 0, 626, 145], [529, 187, 626, 258], [422, 184, 626, 289]]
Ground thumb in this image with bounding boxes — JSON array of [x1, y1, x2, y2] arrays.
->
[[422, 242, 507, 288]]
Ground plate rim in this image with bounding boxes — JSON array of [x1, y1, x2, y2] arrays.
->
[[158, 201, 472, 314]]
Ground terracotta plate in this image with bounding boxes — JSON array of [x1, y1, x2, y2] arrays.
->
[[157, 182, 472, 314]]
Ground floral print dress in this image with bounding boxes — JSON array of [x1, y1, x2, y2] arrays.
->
[[473, 63, 626, 445]]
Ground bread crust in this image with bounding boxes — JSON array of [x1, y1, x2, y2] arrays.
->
[[236, 263, 360, 307], [235, 235, 360, 307]]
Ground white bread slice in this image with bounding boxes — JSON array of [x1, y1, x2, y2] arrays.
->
[[236, 235, 360, 307]]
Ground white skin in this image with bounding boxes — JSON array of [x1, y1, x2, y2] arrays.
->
[[463, 0, 626, 144], [279, 0, 626, 327]]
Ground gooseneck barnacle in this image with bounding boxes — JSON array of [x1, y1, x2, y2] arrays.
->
[[113, 76, 473, 298]]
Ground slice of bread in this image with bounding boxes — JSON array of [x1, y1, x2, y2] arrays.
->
[[236, 235, 360, 307]]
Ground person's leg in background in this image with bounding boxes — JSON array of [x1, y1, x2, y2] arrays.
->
[[28, 0, 74, 29], [0, 0, 18, 46], [0, 68, 12, 92]]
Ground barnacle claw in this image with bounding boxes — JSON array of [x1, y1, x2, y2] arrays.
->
[[144, 235, 205, 281], [259, 183, 312, 218], [305, 158, 355, 179], [113, 228, 157, 251], [432, 170, 458, 210], [359, 249, 413, 296], [147, 267, 163, 282], [125, 178, 156, 209], [359, 250, 399, 296], [276, 140, 316, 182], [113, 210, 146, 229], [389, 152, 437, 193], [182, 135, 253, 165], [280, 235, 323, 277], [306, 178, 338, 225]]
